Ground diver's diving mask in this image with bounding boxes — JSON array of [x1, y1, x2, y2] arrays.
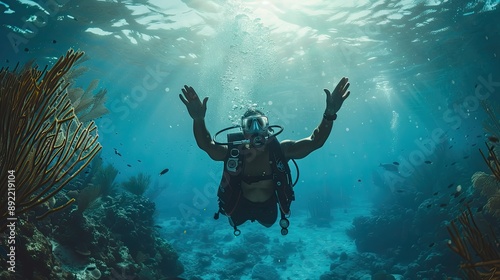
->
[[242, 115, 269, 135], [241, 115, 269, 147], [212, 115, 283, 147]]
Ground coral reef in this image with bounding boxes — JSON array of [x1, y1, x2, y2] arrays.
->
[[0, 49, 102, 231], [479, 142, 500, 181], [477, 100, 500, 216], [349, 137, 488, 278], [447, 112, 500, 278], [346, 181, 476, 278], [472, 171, 500, 218], [0, 219, 74, 280], [447, 206, 500, 279], [122, 172, 151, 196], [94, 163, 119, 196], [320, 251, 401, 280], [74, 184, 102, 215], [0, 192, 184, 279], [347, 205, 419, 261]]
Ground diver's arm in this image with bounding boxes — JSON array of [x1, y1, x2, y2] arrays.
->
[[193, 118, 227, 161], [281, 117, 333, 159], [180, 85, 227, 161], [281, 77, 350, 160]]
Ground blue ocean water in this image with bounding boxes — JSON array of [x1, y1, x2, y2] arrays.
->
[[1, 0, 499, 279]]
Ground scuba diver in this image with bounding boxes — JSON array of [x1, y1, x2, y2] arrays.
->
[[179, 77, 350, 235]]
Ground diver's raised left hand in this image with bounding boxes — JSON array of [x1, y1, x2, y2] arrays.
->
[[324, 77, 350, 115]]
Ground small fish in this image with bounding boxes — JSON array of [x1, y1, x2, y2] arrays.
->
[[425, 160, 432, 164], [24, 48, 29, 52], [127, 164, 132, 167], [433, 192, 439, 196], [449, 145, 453, 149], [439, 203, 447, 207], [52, 39, 57, 44], [463, 155, 469, 159], [488, 136, 499, 143], [472, 143, 477, 146], [357, 179, 361, 182], [426, 204, 432, 208], [428, 242, 435, 247], [160, 168, 169, 175], [137, 160, 142, 162], [114, 148, 122, 157], [450, 162, 457, 166], [393, 161, 400, 165], [447, 183, 454, 189], [396, 189, 405, 193], [379, 163, 399, 172], [154, 225, 163, 229]]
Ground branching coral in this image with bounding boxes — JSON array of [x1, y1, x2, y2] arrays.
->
[[122, 173, 151, 196], [95, 163, 119, 196], [481, 101, 500, 138], [447, 206, 500, 279], [480, 100, 500, 181], [75, 185, 102, 214], [476, 100, 500, 218], [67, 79, 110, 123], [479, 142, 500, 181], [0, 49, 102, 232]]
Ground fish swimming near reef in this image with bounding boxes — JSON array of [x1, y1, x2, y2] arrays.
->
[[159, 168, 169, 176], [379, 163, 399, 172], [488, 136, 499, 143]]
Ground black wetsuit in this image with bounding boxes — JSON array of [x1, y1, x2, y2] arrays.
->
[[229, 193, 278, 227]]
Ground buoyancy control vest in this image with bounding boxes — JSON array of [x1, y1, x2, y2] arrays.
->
[[213, 132, 295, 235]]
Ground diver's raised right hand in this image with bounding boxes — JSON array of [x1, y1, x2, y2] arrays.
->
[[179, 85, 208, 120]]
